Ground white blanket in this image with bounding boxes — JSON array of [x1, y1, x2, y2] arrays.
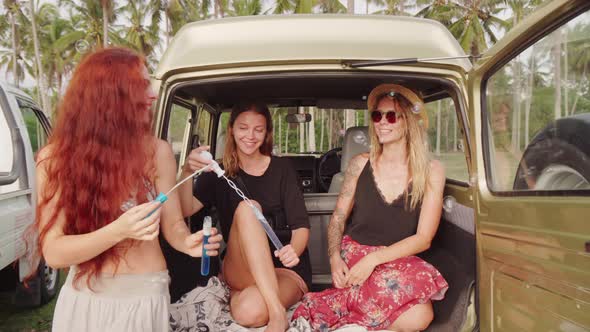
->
[[170, 277, 382, 332]]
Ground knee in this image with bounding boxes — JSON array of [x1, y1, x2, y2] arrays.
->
[[389, 303, 434, 332], [412, 309, 434, 331], [231, 295, 268, 327], [234, 200, 262, 225]]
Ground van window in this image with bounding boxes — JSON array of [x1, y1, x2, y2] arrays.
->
[[0, 102, 13, 175], [215, 112, 230, 159], [17, 102, 48, 155], [0, 96, 27, 194], [167, 102, 193, 170], [272, 107, 367, 155], [425, 98, 469, 184], [485, 10, 590, 193], [196, 108, 212, 147]]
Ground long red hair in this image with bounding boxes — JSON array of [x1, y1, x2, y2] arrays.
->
[[33, 47, 155, 286]]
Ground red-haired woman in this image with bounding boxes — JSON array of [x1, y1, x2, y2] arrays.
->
[[32, 47, 222, 331]]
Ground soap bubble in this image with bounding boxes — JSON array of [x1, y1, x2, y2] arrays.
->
[[442, 195, 456, 213], [75, 40, 90, 54], [411, 104, 421, 114]]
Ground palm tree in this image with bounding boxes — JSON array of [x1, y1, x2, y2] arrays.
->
[[552, 31, 563, 120], [43, 6, 79, 96], [567, 22, 590, 115], [372, 0, 412, 16], [164, 0, 210, 39], [417, 0, 507, 56], [294, 0, 313, 13], [28, 0, 51, 113], [229, 0, 262, 16], [416, 0, 454, 26], [60, 0, 123, 51], [2, 0, 27, 87], [317, 0, 345, 13], [121, 0, 162, 65], [505, 0, 542, 150], [101, 0, 113, 47], [273, 0, 294, 13], [214, 0, 227, 17]]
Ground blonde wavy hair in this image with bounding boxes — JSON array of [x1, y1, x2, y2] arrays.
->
[[368, 94, 431, 211]]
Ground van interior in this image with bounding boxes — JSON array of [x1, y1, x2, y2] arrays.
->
[[159, 72, 476, 332]]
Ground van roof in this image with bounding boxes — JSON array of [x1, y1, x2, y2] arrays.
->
[[155, 14, 471, 79]]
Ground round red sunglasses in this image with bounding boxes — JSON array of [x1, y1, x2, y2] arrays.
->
[[371, 110, 398, 124]]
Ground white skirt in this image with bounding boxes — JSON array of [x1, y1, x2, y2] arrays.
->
[[52, 268, 171, 332]]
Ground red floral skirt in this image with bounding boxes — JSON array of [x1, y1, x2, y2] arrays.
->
[[292, 236, 448, 331]]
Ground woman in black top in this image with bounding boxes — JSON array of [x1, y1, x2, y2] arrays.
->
[[178, 103, 311, 331], [293, 84, 448, 331]]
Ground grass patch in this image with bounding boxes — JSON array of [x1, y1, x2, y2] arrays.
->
[[0, 270, 66, 332], [436, 152, 470, 183]]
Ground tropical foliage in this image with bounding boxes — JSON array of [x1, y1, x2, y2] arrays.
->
[[0, 0, 548, 115]]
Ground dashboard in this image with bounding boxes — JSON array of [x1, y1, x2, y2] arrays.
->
[[283, 156, 318, 193]]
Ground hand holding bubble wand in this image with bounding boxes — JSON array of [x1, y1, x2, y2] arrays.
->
[[150, 151, 224, 204], [148, 151, 284, 252]]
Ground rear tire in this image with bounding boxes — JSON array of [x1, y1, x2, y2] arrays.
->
[[39, 260, 59, 304]]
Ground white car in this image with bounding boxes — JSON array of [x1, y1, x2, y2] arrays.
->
[[0, 81, 57, 306]]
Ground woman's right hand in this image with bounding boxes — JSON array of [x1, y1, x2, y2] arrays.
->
[[182, 146, 212, 173], [330, 253, 349, 288], [110, 201, 162, 241]]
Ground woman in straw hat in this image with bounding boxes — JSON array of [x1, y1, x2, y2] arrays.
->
[[293, 84, 448, 331]]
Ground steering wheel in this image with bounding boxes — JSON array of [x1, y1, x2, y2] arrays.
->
[[317, 147, 342, 192]]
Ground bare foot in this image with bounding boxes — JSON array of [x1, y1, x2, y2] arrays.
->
[[264, 312, 288, 332]]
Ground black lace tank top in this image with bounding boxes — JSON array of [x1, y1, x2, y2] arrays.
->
[[344, 160, 421, 246]]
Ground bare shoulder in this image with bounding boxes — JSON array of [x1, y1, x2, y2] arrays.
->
[[35, 144, 56, 174], [152, 139, 177, 180], [356, 152, 370, 162], [154, 139, 174, 160], [36, 143, 55, 162], [346, 153, 369, 177]]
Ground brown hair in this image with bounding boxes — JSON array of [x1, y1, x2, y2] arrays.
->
[[222, 102, 273, 177]]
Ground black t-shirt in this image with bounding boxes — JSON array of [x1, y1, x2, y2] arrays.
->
[[194, 156, 312, 288]]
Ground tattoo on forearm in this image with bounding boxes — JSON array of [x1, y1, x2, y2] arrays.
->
[[327, 208, 347, 257], [327, 159, 365, 257], [339, 159, 362, 198]]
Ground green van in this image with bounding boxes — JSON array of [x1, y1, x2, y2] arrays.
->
[[154, 0, 590, 330]]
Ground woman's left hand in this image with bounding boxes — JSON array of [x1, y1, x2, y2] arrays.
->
[[345, 253, 379, 287], [275, 244, 300, 268], [184, 228, 223, 257]]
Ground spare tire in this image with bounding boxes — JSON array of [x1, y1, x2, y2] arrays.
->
[[513, 114, 590, 190]]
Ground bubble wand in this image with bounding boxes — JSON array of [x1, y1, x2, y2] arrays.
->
[[149, 151, 284, 251]]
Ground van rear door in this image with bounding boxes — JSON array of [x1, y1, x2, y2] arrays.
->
[[469, 0, 590, 329]]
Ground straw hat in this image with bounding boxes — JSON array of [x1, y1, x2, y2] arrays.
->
[[367, 83, 428, 128]]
